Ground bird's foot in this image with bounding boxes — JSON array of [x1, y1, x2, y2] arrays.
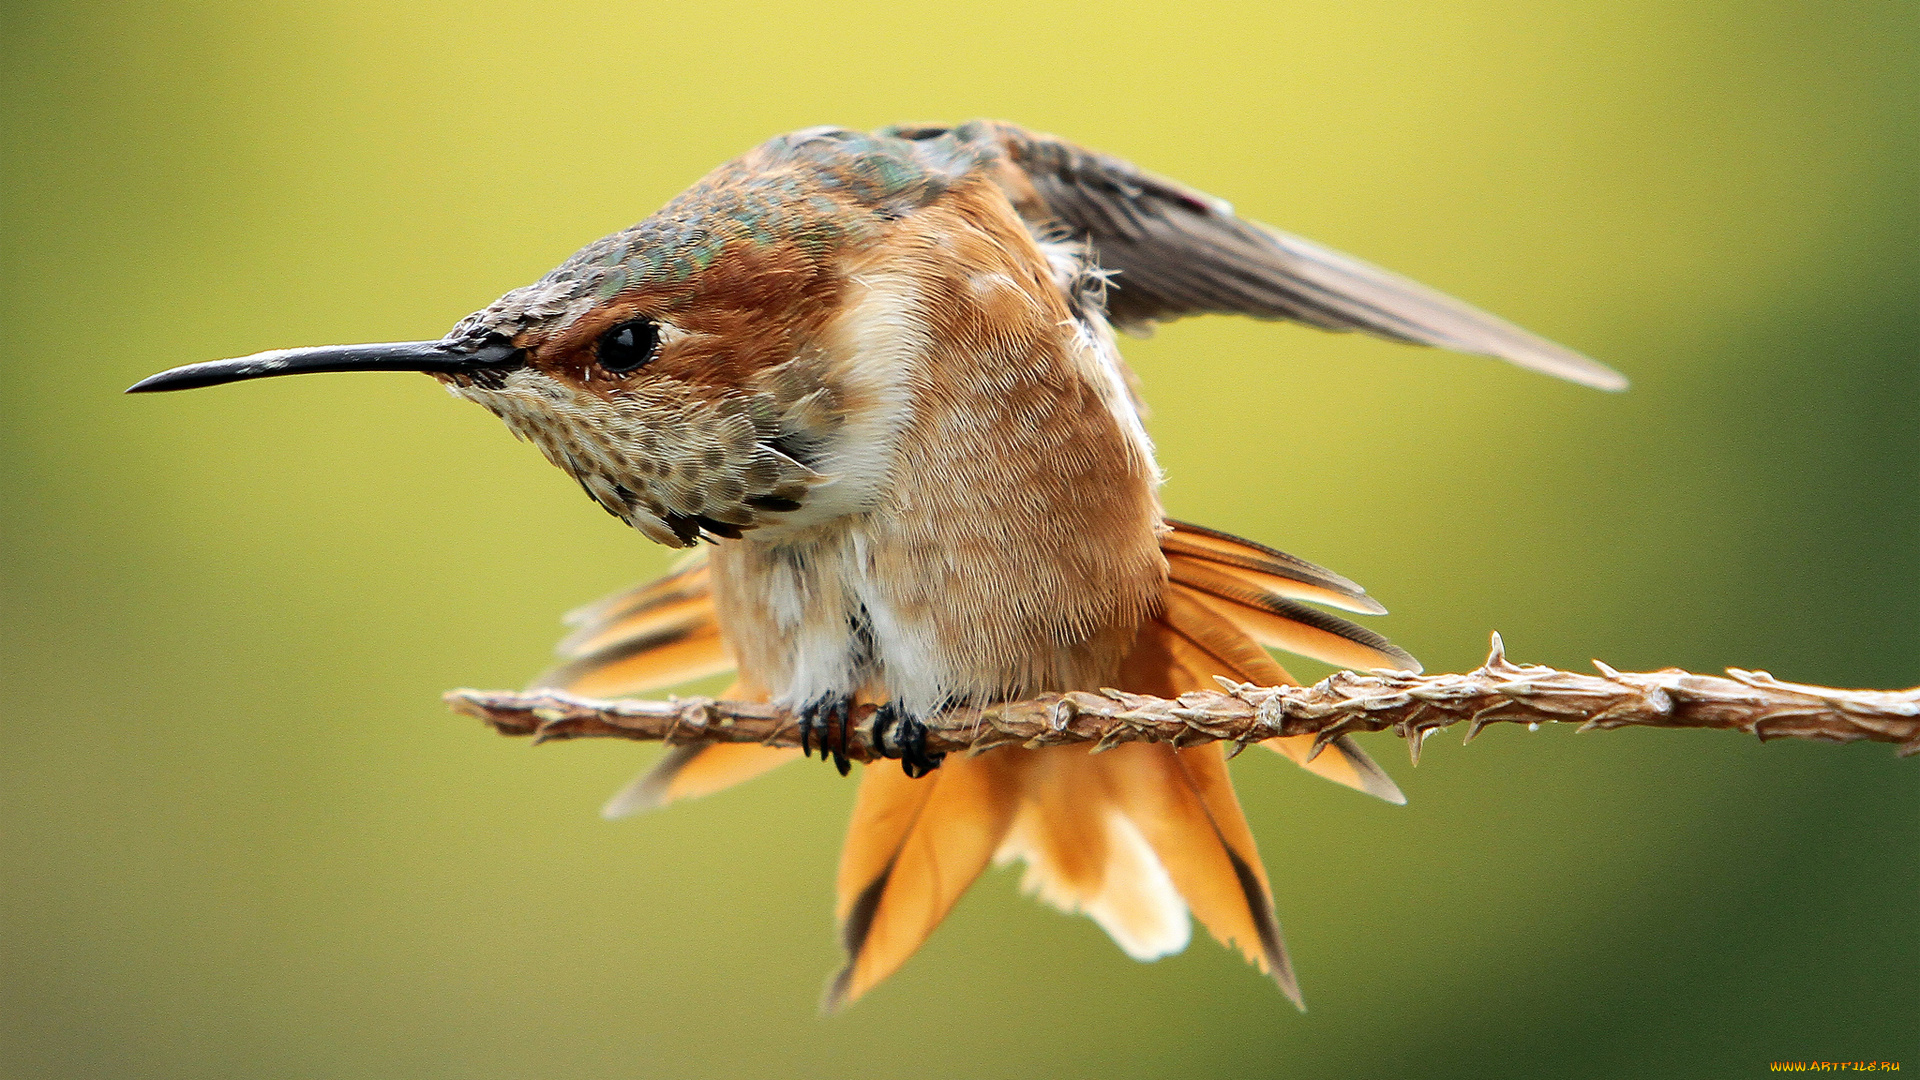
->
[[799, 695, 854, 776], [871, 702, 946, 779]]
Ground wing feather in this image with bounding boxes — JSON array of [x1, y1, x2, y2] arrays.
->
[[975, 122, 1626, 390]]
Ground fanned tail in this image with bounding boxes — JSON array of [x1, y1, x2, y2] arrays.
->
[[1163, 520, 1419, 673], [539, 523, 1412, 1004], [595, 679, 797, 819], [536, 553, 796, 817], [934, 612, 1311, 1009], [534, 552, 736, 698], [1156, 526, 1410, 803], [836, 538, 1413, 1008], [538, 524, 1412, 816]]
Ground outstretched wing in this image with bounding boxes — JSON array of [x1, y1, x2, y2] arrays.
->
[[928, 121, 1625, 390]]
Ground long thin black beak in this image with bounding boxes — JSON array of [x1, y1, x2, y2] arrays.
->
[[125, 339, 524, 393]]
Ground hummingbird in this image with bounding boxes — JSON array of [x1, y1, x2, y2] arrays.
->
[[130, 120, 1624, 1010]]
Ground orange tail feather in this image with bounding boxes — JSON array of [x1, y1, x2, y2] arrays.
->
[[596, 678, 799, 819], [543, 523, 1413, 1005], [828, 752, 1023, 1010]]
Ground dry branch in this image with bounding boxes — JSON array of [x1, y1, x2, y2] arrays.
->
[[445, 634, 1920, 763]]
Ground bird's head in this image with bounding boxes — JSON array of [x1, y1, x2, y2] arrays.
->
[[130, 127, 989, 547]]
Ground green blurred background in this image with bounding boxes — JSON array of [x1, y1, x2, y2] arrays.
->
[[4, 2, 1915, 1077]]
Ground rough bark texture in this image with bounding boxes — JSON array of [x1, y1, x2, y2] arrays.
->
[[445, 635, 1920, 763]]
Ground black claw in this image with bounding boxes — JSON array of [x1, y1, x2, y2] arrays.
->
[[898, 715, 946, 779], [872, 703, 945, 779], [800, 695, 856, 775], [872, 702, 899, 758], [799, 697, 825, 761], [829, 697, 852, 775]]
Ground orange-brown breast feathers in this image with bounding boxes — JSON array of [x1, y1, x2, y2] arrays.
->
[[814, 174, 1166, 709]]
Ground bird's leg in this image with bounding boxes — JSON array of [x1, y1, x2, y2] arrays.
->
[[799, 695, 854, 776], [871, 702, 947, 779]]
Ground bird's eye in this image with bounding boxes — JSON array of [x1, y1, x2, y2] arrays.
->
[[597, 319, 660, 375]]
